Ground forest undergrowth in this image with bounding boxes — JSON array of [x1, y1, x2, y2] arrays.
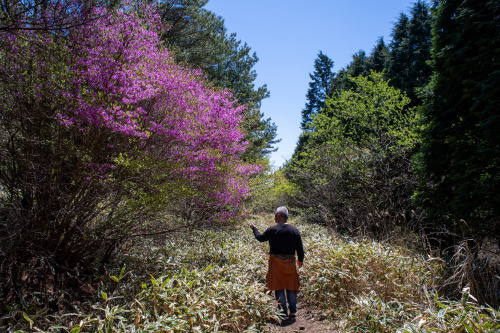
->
[[3, 214, 499, 332]]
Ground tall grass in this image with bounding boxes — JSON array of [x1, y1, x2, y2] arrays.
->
[[299, 222, 439, 316], [3, 215, 499, 332]]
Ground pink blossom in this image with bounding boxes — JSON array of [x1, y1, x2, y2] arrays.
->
[[2, 5, 262, 221]]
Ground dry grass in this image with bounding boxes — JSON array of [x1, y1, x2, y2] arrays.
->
[[300, 222, 440, 316], [3, 214, 499, 332]]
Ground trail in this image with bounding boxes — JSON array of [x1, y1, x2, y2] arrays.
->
[[249, 214, 341, 332], [265, 297, 340, 332]]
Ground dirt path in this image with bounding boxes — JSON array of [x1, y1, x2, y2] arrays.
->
[[265, 297, 340, 332]]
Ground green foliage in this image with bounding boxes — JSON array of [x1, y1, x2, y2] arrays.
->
[[300, 51, 335, 129], [113, 152, 194, 211], [300, 223, 440, 315], [387, 0, 433, 105], [246, 165, 298, 213], [345, 290, 500, 332], [239, 107, 280, 163], [314, 72, 417, 149], [287, 72, 420, 234], [330, 50, 371, 93], [297, 221, 499, 332], [296, 1, 433, 166], [414, 0, 500, 236], [3, 215, 499, 332], [158, 0, 278, 162], [298, 71, 417, 164], [369, 37, 390, 73], [3, 218, 280, 332], [420, 290, 500, 333], [327, 1, 432, 106]]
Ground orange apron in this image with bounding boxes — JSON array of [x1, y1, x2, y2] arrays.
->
[[266, 254, 300, 291]]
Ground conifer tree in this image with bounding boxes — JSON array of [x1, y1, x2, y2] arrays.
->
[[158, 0, 277, 162], [388, 13, 411, 91], [346, 50, 371, 78], [293, 52, 334, 159], [369, 37, 390, 73], [415, 0, 500, 236], [300, 51, 335, 129], [387, 1, 432, 105], [407, 0, 432, 90], [330, 50, 372, 93]]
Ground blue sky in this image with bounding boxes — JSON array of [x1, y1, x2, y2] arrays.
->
[[204, 0, 417, 168]]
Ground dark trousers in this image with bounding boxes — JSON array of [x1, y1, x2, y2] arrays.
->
[[275, 289, 297, 314]]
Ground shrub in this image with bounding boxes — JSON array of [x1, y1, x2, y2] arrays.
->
[[286, 72, 421, 238], [0, 3, 259, 305]]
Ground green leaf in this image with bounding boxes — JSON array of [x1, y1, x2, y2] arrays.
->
[[101, 291, 108, 300], [22, 312, 34, 324], [436, 301, 447, 308], [70, 326, 82, 333], [464, 324, 474, 333], [119, 265, 126, 279]]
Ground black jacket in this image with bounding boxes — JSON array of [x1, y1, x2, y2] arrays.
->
[[252, 223, 304, 262]]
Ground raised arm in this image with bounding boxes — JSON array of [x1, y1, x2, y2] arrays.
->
[[248, 222, 270, 242]]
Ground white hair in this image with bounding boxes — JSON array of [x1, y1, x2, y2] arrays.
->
[[274, 206, 288, 218]]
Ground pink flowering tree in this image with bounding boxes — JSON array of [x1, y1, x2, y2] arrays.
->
[[0, 3, 260, 279]]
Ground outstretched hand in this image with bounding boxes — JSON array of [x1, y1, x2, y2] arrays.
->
[[248, 222, 256, 229]]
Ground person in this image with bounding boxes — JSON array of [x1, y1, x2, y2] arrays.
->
[[248, 206, 304, 320]]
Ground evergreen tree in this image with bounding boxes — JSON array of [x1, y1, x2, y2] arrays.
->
[[240, 107, 280, 162], [293, 52, 334, 159], [369, 37, 390, 73], [387, 1, 432, 105], [159, 0, 224, 66], [415, 0, 500, 236], [330, 50, 371, 92], [388, 13, 411, 92], [346, 50, 371, 77], [407, 0, 433, 90], [158, 0, 277, 162], [301, 51, 335, 129]]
